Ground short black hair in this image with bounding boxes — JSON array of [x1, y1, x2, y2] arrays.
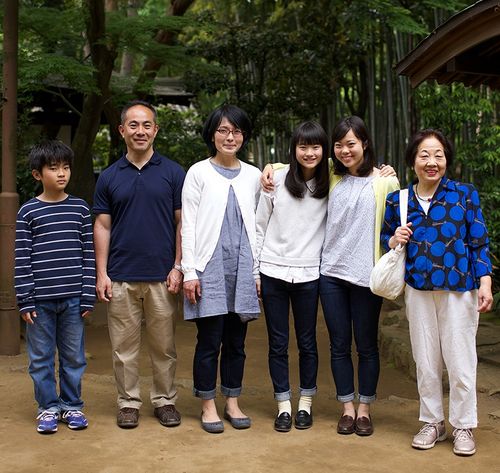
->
[[331, 116, 375, 177], [120, 100, 157, 124], [405, 128, 454, 168], [285, 121, 330, 199], [29, 140, 74, 172], [201, 104, 252, 156]]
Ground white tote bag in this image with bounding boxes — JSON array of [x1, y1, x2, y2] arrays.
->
[[369, 189, 408, 300]]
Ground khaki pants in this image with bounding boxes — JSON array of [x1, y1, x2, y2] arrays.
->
[[405, 286, 479, 429], [107, 281, 178, 409]]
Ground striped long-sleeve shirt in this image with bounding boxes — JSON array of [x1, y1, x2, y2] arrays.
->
[[15, 196, 96, 314]]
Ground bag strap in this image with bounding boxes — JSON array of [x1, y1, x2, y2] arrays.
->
[[399, 189, 408, 226]]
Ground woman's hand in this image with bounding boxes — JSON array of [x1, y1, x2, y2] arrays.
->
[[183, 279, 201, 304], [478, 276, 493, 313], [379, 164, 397, 177], [389, 223, 413, 248], [255, 278, 261, 299], [261, 164, 274, 192]]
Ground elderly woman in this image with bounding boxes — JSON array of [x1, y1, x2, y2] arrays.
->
[[181, 104, 261, 434], [381, 129, 493, 456]]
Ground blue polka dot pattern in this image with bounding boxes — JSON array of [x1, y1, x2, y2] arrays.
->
[[381, 177, 492, 292]]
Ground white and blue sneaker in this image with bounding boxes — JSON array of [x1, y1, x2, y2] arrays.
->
[[36, 411, 59, 434], [61, 410, 89, 430]]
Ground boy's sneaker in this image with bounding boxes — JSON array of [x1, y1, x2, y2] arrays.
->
[[453, 428, 476, 456], [61, 410, 88, 430], [36, 411, 59, 434], [412, 421, 447, 449]]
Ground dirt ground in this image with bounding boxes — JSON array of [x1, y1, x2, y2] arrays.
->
[[1, 302, 499, 473]]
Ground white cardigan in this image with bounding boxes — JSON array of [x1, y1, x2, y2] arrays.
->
[[181, 158, 261, 281]]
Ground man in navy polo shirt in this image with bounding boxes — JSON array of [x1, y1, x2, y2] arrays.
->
[[93, 100, 185, 429]]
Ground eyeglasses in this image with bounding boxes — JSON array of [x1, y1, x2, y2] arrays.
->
[[216, 127, 244, 137]]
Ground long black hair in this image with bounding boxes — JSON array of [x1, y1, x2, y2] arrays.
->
[[331, 116, 375, 177], [284, 121, 329, 199]]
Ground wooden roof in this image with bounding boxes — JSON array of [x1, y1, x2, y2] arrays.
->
[[396, 0, 500, 89]]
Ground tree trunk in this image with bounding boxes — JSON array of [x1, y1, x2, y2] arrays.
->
[[120, 0, 141, 76], [68, 0, 117, 205], [133, 0, 195, 98]]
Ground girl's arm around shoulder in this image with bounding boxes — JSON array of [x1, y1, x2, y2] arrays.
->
[[376, 174, 400, 194]]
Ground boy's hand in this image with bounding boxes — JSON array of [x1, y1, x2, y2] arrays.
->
[[81, 310, 92, 318], [96, 274, 112, 302], [21, 311, 37, 324]]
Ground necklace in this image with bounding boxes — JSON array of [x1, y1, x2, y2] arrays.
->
[[415, 184, 432, 202]]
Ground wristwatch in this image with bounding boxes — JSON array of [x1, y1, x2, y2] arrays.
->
[[173, 264, 183, 273]]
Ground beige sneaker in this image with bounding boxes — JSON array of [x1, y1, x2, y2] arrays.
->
[[452, 428, 476, 456], [412, 421, 447, 449]]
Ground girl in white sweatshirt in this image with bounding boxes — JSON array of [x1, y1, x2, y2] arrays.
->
[[255, 121, 330, 432]]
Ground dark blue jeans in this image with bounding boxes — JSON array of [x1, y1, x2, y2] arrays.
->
[[319, 275, 382, 404], [26, 297, 86, 414], [261, 274, 319, 401], [193, 313, 248, 400]]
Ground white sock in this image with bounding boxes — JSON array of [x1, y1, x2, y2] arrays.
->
[[298, 395, 313, 414], [277, 400, 291, 416]]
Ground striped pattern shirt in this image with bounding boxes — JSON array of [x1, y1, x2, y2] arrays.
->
[[15, 196, 96, 314]]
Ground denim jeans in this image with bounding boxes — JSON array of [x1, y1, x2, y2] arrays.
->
[[319, 275, 382, 403], [261, 274, 319, 401], [26, 297, 86, 413], [193, 312, 248, 399]]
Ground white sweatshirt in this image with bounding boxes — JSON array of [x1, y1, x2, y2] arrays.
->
[[181, 158, 261, 281], [255, 166, 327, 282]]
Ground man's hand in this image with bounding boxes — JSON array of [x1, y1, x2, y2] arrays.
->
[[167, 268, 183, 294], [96, 274, 113, 302]]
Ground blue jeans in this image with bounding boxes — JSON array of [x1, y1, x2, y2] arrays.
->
[[319, 275, 382, 404], [193, 313, 248, 400], [26, 297, 86, 413], [261, 274, 318, 401]]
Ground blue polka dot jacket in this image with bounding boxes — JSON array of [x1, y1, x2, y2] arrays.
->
[[381, 176, 492, 292]]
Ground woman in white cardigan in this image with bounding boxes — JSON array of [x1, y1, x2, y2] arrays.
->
[[181, 105, 261, 433]]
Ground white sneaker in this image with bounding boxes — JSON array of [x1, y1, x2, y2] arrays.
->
[[412, 421, 447, 449], [452, 428, 476, 456]]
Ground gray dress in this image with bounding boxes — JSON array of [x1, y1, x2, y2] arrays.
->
[[184, 163, 260, 322]]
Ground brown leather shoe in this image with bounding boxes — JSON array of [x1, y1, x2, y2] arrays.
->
[[154, 405, 181, 427], [337, 414, 356, 434], [117, 407, 139, 429], [355, 415, 374, 436]]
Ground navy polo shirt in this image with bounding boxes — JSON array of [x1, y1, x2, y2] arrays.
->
[[93, 151, 185, 282]]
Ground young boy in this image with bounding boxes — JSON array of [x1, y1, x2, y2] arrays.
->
[[15, 140, 96, 434]]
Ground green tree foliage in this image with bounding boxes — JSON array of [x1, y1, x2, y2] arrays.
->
[[2, 0, 196, 204], [416, 83, 500, 287]]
